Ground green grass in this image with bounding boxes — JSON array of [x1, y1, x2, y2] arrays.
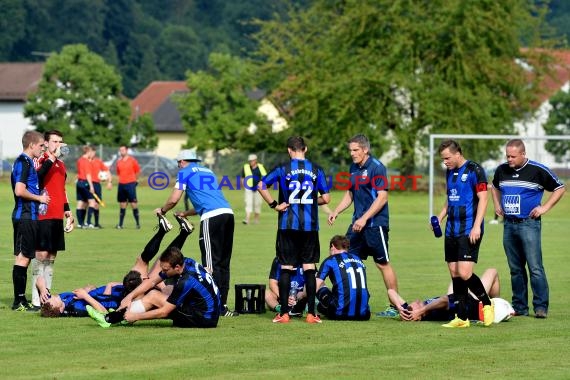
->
[[1, 179, 569, 379]]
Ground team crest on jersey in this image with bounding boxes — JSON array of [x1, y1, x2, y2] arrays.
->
[[449, 188, 459, 202], [461, 174, 468, 182], [362, 169, 368, 177]]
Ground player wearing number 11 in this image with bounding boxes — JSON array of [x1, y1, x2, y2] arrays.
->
[[258, 136, 330, 323]]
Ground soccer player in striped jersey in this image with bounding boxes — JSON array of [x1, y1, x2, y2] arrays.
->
[[11, 131, 49, 311], [258, 136, 331, 324], [316, 235, 371, 321], [491, 139, 565, 319], [265, 257, 307, 316], [436, 139, 493, 328], [118, 247, 221, 328]]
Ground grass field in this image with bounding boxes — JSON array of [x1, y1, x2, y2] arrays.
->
[[1, 178, 569, 379]]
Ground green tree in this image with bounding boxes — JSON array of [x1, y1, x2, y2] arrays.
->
[[176, 52, 270, 152], [544, 89, 570, 161], [255, 0, 553, 175], [24, 44, 131, 146], [130, 113, 158, 150]]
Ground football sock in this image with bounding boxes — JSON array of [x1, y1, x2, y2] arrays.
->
[[167, 232, 189, 250], [304, 269, 317, 315], [87, 207, 95, 225], [466, 273, 492, 306], [133, 208, 140, 225], [452, 277, 468, 320], [44, 260, 54, 294], [105, 309, 126, 324], [13, 265, 28, 304], [278, 269, 293, 314], [141, 230, 166, 263], [119, 208, 126, 226], [94, 209, 100, 226], [31, 259, 43, 306], [77, 208, 86, 226]]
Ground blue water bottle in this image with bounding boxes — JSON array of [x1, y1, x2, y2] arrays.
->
[[430, 216, 442, 238]]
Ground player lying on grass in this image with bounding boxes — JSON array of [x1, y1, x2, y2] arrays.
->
[[39, 214, 193, 317], [388, 268, 500, 323]]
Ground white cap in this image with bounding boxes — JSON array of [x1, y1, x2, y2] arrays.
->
[[176, 150, 201, 162], [248, 154, 257, 161]]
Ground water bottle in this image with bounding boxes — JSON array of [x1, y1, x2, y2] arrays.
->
[[59, 145, 70, 157], [39, 189, 48, 216], [289, 287, 298, 306], [430, 216, 442, 238]]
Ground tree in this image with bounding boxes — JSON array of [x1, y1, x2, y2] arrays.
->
[[24, 44, 131, 146], [176, 52, 272, 152], [254, 0, 553, 175], [130, 113, 158, 150], [544, 89, 570, 161]]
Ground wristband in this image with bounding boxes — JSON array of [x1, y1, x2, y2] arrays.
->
[[269, 200, 278, 209]]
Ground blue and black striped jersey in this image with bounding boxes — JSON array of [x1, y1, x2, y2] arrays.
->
[[445, 160, 487, 237], [60, 285, 125, 317], [263, 158, 329, 231], [11, 153, 41, 220], [165, 258, 221, 320], [318, 252, 370, 318]]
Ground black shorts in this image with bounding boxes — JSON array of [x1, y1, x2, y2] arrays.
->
[[93, 182, 102, 199], [276, 230, 320, 266], [117, 182, 138, 203], [347, 225, 390, 264], [13, 219, 39, 259], [170, 309, 219, 328], [76, 180, 94, 202], [38, 219, 65, 251], [444, 235, 481, 263]]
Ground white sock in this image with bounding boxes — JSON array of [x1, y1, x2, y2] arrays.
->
[[31, 258, 43, 307], [44, 260, 54, 293]]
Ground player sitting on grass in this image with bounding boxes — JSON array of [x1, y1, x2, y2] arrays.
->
[[388, 268, 501, 324], [265, 257, 307, 317], [40, 213, 193, 317]]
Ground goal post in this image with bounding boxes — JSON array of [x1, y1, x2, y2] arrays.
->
[[428, 133, 570, 217]]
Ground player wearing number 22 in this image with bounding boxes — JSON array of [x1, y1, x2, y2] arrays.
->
[[258, 136, 330, 323]]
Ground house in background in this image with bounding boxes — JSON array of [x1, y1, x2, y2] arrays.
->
[[130, 81, 189, 158], [0, 63, 44, 160], [131, 81, 289, 159]]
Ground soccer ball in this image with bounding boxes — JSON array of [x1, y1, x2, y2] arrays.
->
[[98, 171, 109, 182], [491, 297, 515, 323]]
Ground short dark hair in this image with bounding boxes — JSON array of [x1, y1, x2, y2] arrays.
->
[[438, 139, 462, 155], [22, 130, 43, 148], [329, 235, 350, 251], [159, 246, 185, 268], [44, 130, 63, 141], [287, 136, 306, 152], [40, 302, 61, 318], [122, 270, 142, 294]]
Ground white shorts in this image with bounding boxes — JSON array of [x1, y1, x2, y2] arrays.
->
[[244, 190, 262, 214], [129, 299, 146, 314]]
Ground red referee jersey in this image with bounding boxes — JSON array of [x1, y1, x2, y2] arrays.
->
[[116, 156, 140, 184], [38, 158, 68, 220], [77, 156, 91, 180]]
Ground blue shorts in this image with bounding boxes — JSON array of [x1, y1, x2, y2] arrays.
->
[[93, 182, 102, 199], [76, 180, 94, 202], [117, 182, 138, 203], [347, 225, 390, 264]]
